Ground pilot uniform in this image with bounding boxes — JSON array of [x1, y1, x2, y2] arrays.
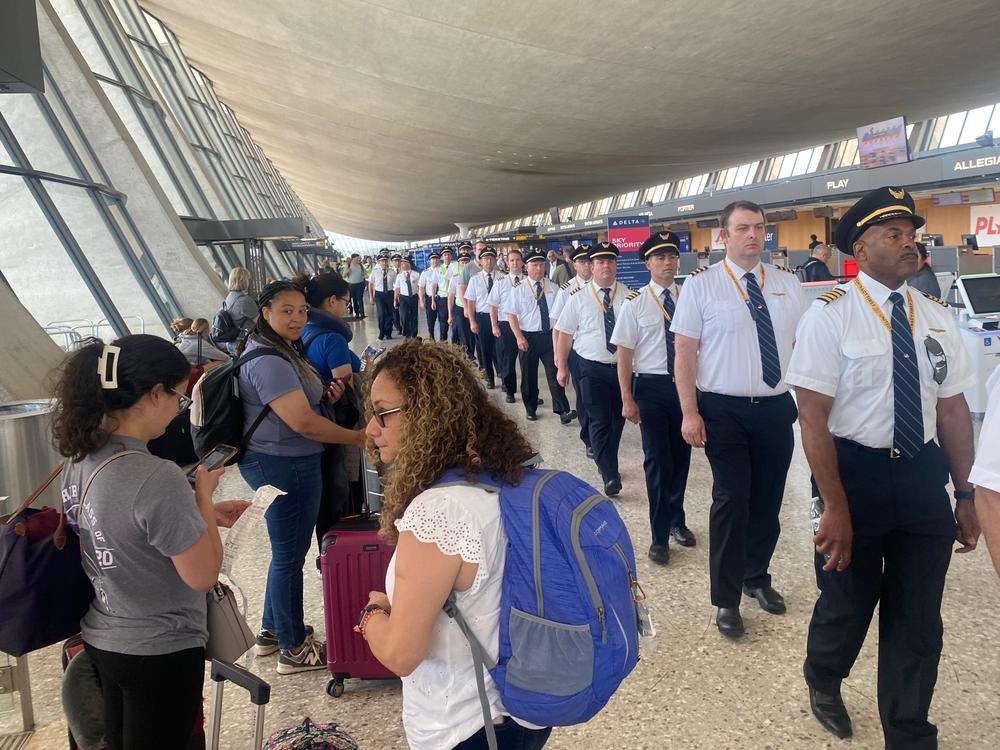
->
[[389, 255, 403, 334], [368, 253, 394, 340], [786, 187, 976, 748], [671, 234, 806, 615], [508, 249, 572, 420], [464, 247, 501, 388], [450, 245, 475, 359], [551, 245, 594, 454], [612, 233, 692, 558], [436, 249, 456, 340], [393, 257, 421, 339], [556, 243, 628, 491], [487, 265, 523, 401], [419, 251, 443, 339]]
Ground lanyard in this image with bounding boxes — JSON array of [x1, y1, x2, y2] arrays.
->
[[646, 285, 676, 321], [530, 279, 546, 300], [722, 258, 765, 302], [590, 282, 618, 314], [853, 277, 915, 334]]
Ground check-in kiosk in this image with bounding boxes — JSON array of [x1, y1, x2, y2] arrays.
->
[[956, 273, 1000, 416], [769, 248, 789, 271]]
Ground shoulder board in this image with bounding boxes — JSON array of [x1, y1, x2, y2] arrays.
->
[[569, 286, 584, 296], [560, 281, 571, 289], [512, 278, 521, 287], [776, 265, 794, 273], [919, 291, 949, 307], [626, 290, 642, 300], [817, 288, 848, 305], [688, 266, 709, 276]]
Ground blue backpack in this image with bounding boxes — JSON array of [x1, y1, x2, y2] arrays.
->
[[439, 467, 640, 747]]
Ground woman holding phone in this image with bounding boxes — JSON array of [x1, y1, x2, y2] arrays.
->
[[52, 334, 248, 750], [236, 280, 366, 673]]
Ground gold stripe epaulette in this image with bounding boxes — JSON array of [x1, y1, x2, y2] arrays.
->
[[818, 288, 847, 305], [560, 281, 571, 289], [920, 291, 949, 308], [569, 286, 584, 295], [689, 266, 708, 276], [626, 290, 641, 300]]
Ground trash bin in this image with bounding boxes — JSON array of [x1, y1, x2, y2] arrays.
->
[[0, 400, 61, 516]]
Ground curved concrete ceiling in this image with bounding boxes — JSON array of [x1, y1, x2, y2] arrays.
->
[[139, 0, 1000, 240]]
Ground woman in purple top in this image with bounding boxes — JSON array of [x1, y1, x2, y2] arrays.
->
[[236, 280, 366, 674]]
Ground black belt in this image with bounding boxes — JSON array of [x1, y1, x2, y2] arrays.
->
[[834, 436, 933, 460], [700, 391, 786, 404], [579, 356, 616, 368], [635, 372, 673, 382]]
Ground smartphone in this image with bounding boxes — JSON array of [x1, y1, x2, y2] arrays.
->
[[187, 443, 238, 478]]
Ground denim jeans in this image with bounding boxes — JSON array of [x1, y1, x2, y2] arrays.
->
[[239, 450, 322, 651]]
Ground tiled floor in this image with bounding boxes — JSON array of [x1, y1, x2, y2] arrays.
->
[[6, 308, 1000, 749]]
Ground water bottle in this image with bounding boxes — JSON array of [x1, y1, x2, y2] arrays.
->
[[810, 494, 825, 537]]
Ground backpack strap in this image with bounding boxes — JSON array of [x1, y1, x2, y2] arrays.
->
[[300, 329, 325, 352], [443, 592, 499, 750], [233, 347, 284, 449]]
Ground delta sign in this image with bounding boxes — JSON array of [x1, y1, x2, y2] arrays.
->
[[608, 215, 651, 288]]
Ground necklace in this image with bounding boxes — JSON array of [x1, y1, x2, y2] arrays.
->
[[853, 277, 915, 334]]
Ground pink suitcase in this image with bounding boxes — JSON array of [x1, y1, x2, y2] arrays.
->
[[320, 514, 396, 697]]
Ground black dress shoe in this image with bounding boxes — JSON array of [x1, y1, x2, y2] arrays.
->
[[716, 607, 745, 638], [743, 585, 786, 614], [537, 398, 544, 406], [647, 544, 669, 565], [808, 685, 853, 739], [585, 445, 595, 460], [505, 393, 515, 404], [604, 478, 622, 497], [526, 411, 538, 421], [486, 380, 496, 390], [670, 526, 696, 547], [559, 409, 578, 425]]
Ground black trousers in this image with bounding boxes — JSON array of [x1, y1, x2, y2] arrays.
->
[[399, 295, 418, 337], [519, 329, 570, 415], [392, 295, 402, 332], [633, 374, 691, 545], [451, 303, 475, 360], [374, 290, 394, 338], [475, 311, 497, 381], [496, 321, 518, 396], [434, 296, 449, 339], [348, 282, 366, 317], [568, 350, 591, 449], [578, 357, 624, 484], [699, 390, 796, 607], [424, 298, 440, 339], [85, 643, 204, 750], [805, 439, 955, 750]]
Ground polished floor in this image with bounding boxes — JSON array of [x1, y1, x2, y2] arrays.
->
[[7, 305, 1000, 749]]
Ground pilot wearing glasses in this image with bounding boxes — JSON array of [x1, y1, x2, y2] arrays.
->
[[785, 186, 981, 748]]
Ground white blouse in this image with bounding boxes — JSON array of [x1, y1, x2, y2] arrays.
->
[[386, 484, 508, 749]]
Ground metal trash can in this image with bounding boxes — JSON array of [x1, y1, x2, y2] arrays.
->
[[0, 400, 61, 516]]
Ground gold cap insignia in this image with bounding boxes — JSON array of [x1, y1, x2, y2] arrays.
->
[[888, 187, 905, 200]]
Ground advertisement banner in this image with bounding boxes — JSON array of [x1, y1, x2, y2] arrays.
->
[[971, 204, 1000, 246], [764, 224, 778, 250], [676, 231, 692, 253], [608, 215, 651, 288], [856, 116, 910, 169]]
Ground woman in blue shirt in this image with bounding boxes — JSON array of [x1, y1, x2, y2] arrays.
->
[[295, 272, 361, 380]]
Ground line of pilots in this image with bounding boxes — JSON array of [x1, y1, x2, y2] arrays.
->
[[420, 187, 982, 749]]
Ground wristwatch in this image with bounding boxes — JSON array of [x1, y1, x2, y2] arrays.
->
[[954, 489, 976, 502], [357, 602, 388, 627]]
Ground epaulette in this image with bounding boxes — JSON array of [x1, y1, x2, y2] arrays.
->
[[569, 286, 584, 296], [626, 290, 641, 300], [689, 266, 709, 276], [776, 265, 794, 273], [512, 278, 521, 287], [560, 281, 571, 289], [817, 288, 847, 305], [919, 291, 949, 308]]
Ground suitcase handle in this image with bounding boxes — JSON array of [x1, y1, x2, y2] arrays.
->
[[208, 660, 270, 750]]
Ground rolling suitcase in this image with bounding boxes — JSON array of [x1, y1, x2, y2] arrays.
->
[[207, 659, 270, 750], [319, 457, 395, 697]]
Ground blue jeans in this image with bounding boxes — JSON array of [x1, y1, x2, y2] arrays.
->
[[239, 450, 322, 651]]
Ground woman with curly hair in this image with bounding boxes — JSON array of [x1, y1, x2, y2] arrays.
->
[[356, 339, 552, 750]]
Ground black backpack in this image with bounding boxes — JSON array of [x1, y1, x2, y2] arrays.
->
[[210, 299, 241, 344], [189, 347, 282, 461]]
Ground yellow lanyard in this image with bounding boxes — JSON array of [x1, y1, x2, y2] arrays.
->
[[723, 258, 765, 302], [590, 283, 618, 314], [853, 277, 916, 334], [646, 284, 676, 321], [529, 279, 547, 300]]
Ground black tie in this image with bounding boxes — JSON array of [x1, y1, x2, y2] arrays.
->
[[487, 273, 494, 293], [381, 271, 387, 292], [601, 288, 616, 354], [662, 288, 675, 373], [536, 282, 550, 332], [744, 272, 781, 388], [889, 292, 924, 458], [405, 273, 412, 296]]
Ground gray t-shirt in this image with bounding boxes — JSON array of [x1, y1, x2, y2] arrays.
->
[[224, 291, 258, 330], [460, 260, 482, 286], [238, 339, 325, 457], [345, 265, 366, 284], [61, 436, 208, 655]]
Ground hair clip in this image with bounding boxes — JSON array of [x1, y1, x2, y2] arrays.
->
[[98, 344, 121, 389]]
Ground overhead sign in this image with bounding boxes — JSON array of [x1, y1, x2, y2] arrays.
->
[[764, 224, 778, 250], [971, 204, 1000, 247], [856, 116, 910, 169], [608, 215, 650, 288]]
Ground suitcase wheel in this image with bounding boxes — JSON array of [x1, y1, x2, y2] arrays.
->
[[326, 677, 345, 698]]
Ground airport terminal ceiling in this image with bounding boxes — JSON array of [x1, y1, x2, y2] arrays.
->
[[139, 0, 1000, 240]]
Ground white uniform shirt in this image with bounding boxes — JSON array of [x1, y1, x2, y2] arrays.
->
[[970, 368, 1000, 491], [556, 281, 630, 364], [394, 270, 421, 297], [464, 270, 501, 314], [419, 267, 438, 296], [611, 280, 681, 375], [486, 274, 522, 319], [438, 262, 458, 298], [550, 275, 591, 321], [369, 266, 392, 293], [785, 270, 975, 449], [508, 276, 560, 332], [670, 257, 806, 397]]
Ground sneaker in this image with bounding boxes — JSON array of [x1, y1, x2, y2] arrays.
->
[[255, 625, 314, 657], [277, 636, 327, 674]]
